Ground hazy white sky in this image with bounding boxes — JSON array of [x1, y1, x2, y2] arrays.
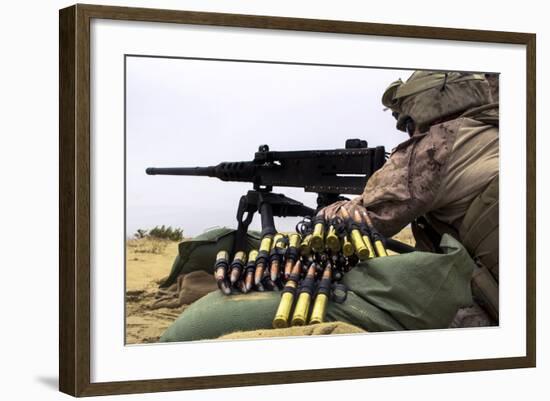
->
[[126, 56, 412, 237]]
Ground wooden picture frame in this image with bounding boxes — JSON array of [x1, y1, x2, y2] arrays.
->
[[59, 3, 536, 397]]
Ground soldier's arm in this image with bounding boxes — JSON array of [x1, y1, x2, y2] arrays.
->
[[355, 123, 458, 237], [362, 199, 430, 238], [355, 150, 441, 237]]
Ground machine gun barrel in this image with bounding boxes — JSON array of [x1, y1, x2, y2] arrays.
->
[[146, 166, 216, 176], [146, 162, 257, 183]]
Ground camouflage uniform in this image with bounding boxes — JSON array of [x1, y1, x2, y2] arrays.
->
[[360, 71, 499, 326]]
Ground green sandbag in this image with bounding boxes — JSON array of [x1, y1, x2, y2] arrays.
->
[[160, 234, 474, 342], [159, 290, 403, 342], [338, 234, 475, 330], [160, 227, 261, 288]]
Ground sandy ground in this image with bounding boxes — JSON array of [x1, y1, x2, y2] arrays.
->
[[125, 227, 415, 344], [125, 239, 185, 344], [389, 227, 415, 254]]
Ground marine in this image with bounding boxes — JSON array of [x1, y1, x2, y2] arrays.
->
[[324, 70, 499, 326]]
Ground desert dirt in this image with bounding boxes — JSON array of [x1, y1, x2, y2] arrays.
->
[[125, 227, 415, 344], [125, 239, 186, 344]]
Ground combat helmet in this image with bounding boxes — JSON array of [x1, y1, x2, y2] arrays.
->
[[382, 70, 493, 133]]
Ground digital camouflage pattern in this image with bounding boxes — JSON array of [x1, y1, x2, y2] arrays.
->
[[361, 115, 498, 235], [364, 71, 500, 325], [360, 118, 457, 236], [382, 70, 493, 132]]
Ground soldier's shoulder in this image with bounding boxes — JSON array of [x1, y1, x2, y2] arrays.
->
[[428, 117, 466, 135]]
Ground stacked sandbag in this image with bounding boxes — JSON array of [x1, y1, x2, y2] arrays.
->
[[218, 321, 366, 340], [160, 235, 475, 342]]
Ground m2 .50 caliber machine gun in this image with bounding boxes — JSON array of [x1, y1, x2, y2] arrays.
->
[[146, 139, 386, 252], [147, 139, 417, 326]]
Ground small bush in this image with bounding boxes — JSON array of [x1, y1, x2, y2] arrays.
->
[[134, 229, 148, 239], [133, 225, 184, 241]]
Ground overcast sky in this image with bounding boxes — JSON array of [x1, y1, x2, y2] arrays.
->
[[126, 56, 412, 237]]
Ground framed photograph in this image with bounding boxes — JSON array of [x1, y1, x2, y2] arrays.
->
[[59, 4, 536, 397]]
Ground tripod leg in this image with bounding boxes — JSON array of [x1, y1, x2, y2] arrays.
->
[[233, 195, 255, 254], [226, 196, 255, 290]]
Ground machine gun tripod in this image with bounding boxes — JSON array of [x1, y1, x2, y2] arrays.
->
[[232, 189, 352, 255]]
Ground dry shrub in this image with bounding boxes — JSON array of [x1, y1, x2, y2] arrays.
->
[[134, 225, 184, 241]]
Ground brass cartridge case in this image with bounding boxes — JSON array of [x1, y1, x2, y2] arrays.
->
[[325, 225, 341, 253], [288, 233, 301, 248], [254, 236, 273, 285], [375, 240, 388, 257], [291, 292, 311, 326], [273, 288, 296, 329], [309, 294, 328, 325], [273, 260, 302, 328], [362, 234, 376, 259], [284, 233, 302, 279], [310, 222, 325, 252], [291, 264, 316, 326], [350, 229, 369, 260], [259, 236, 273, 253], [341, 235, 354, 257], [299, 234, 312, 256]]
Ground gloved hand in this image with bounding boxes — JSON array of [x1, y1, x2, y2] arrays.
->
[[320, 197, 367, 225]]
